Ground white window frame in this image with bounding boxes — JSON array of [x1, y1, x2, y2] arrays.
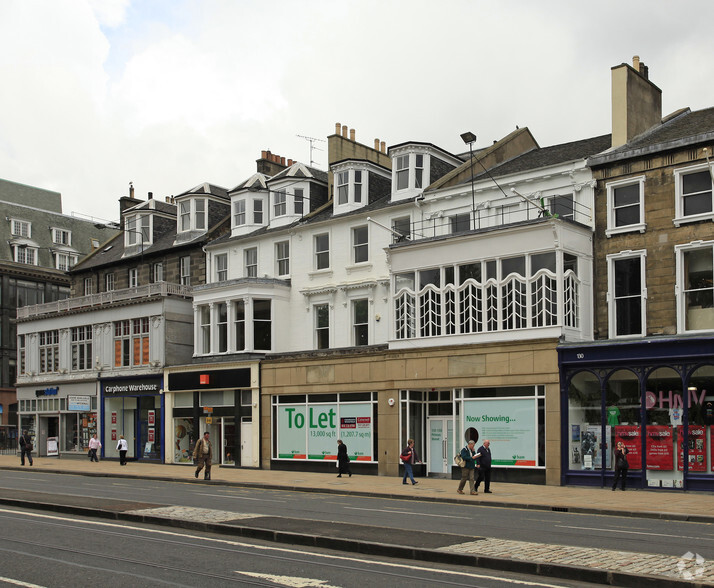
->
[[180, 256, 191, 286], [337, 171, 349, 204], [392, 216, 411, 243], [125, 214, 151, 246], [52, 228, 71, 246], [395, 155, 409, 191], [105, 273, 115, 292], [234, 200, 246, 226], [11, 219, 30, 238], [607, 249, 647, 338], [352, 225, 369, 263], [215, 253, 228, 282], [151, 262, 164, 283], [128, 268, 139, 288], [195, 198, 206, 230], [273, 190, 287, 217], [14, 246, 37, 265], [253, 199, 263, 224], [315, 233, 330, 270], [675, 241, 714, 333], [414, 154, 424, 189], [606, 176, 646, 236], [84, 277, 94, 296], [352, 298, 369, 346], [55, 252, 77, 271], [276, 241, 289, 276], [314, 302, 330, 349], [245, 247, 258, 277], [674, 163, 714, 226]]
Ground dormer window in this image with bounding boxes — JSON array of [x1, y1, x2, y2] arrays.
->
[[125, 214, 150, 246], [337, 172, 349, 204], [178, 198, 207, 232], [234, 200, 246, 226], [294, 189, 304, 214], [333, 167, 371, 212], [414, 154, 424, 188], [354, 171, 362, 202], [396, 155, 409, 190], [11, 219, 30, 238], [52, 228, 71, 246], [253, 199, 263, 223], [274, 191, 287, 216]]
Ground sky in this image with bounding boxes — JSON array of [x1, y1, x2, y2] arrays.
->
[[2, 0, 714, 222]]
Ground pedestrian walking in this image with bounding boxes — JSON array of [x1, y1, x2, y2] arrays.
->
[[19, 430, 33, 466], [400, 439, 419, 485], [116, 435, 128, 465], [336, 439, 352, 477], [457, 440, 479, 495], [193, 431, 212, 480], [475, 439, 493, 494], [88, 434, 101, 462], [612, 441, 629, 491]]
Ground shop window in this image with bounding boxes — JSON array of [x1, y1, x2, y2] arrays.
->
[[174, 392, 193, 408], [606, 369, 641, 471], [567, 370, 602, 470], [645, 367, 684, 486], [174, 417, 195, 463], [684, 365, 713, 474]]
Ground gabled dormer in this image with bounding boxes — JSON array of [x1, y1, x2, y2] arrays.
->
[[174, 182, 230, 245], [121, 194, 176, 258], [331, 159, 391, 215], [388, 142, 462, 202], [265, 162, 328, 229], [229, 173, 270, 237]]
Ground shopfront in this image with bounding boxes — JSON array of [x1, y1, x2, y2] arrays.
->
[[559, 338, 714, 491], [166, 365, 258, 467], [17, 382, 98, 457], [101, 377, 163, 462]]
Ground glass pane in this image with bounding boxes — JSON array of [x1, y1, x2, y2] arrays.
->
[[614, 183, 640, 206], [568, 370, 602, 471], [606, 369, 641, 471]]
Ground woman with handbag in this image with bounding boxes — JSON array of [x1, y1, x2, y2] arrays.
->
[[336, 439, 352, 478], [400, 439, 419, 485], [19, 430, 33, 466]]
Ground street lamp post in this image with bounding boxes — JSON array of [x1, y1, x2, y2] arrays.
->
[[460, 131, 477, 230]]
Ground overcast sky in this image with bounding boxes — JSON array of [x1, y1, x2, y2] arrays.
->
[[2, 0, 714, 222]]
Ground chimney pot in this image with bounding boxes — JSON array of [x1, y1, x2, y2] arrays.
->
[[633, 55, 640, 72], [288, 159, 293, 166], [341, 125, 348, 137], [350, 128, 355, 141], [261, 150, 267, 159], [129, 182, 134, 199], [280, 156, 286, 165], [380, 141, 386, 153], [335, 122, 341, 134], [374, 138, 380, 150], [148, 192, 153, 200]]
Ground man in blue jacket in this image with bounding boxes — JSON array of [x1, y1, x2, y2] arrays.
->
[[475, 439, 492, 493]]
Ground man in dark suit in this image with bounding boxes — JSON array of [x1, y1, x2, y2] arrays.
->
[[475, 439, 492, 493]]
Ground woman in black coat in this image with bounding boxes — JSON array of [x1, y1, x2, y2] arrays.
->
[[336, 439, 352, 478], [612, 442, 629, 491]]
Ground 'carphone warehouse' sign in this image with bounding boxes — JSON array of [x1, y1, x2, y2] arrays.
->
[[463, 398, 537, 466], [104, 379, 161, 395], [277, 403, 373, 462]]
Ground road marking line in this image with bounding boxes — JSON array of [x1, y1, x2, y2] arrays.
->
[[556, 524, 714, 541], [192, 492, 285, 502], [345, 507, 462, 519], [0, 576, 45, 587]]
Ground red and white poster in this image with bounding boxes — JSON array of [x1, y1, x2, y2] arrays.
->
[[111, 429, 117, 441], [148, 410, 155, 426], [111, 411, 117, 424], [148, 428, 155, 443], [677, 425, 707, 472], [614, 425, 641, 468], [646, 425, 674, 470]]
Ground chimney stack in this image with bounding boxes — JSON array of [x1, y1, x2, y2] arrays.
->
[[129, 182, 134, 199], [380, 141, 386, 153], [341, 125, 348, 137], [610, 55, 662, 148], [374, 138, 380, 150], [335, 122, 341, 135], [350, 128, 355, 141]]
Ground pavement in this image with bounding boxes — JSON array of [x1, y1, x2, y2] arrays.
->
[[0, 454, 713, 587]]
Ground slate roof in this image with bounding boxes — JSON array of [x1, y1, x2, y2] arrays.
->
[[589, 107, 714, 166], [229, 173, 269, 193], [474, 134, 612, 182], [268, 163, 328, 184], [0, 178, 62, 212], [175, 182, 230, 199]]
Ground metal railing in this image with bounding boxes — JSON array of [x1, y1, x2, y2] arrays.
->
[[17, 282, 193, 320]]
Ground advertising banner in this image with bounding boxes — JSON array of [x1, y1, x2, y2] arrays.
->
[[276, 403, 373, 461], [614, 425, 641, 469], [677, 425, 707, 472], [646, 425, 673, 470], [462, 398, 536, 466]]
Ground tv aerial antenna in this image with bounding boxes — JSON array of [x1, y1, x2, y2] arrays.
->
[[296, 134, 324, 167]]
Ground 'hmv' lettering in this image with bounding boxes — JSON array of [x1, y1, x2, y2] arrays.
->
[[655, 389, 706, 409]]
